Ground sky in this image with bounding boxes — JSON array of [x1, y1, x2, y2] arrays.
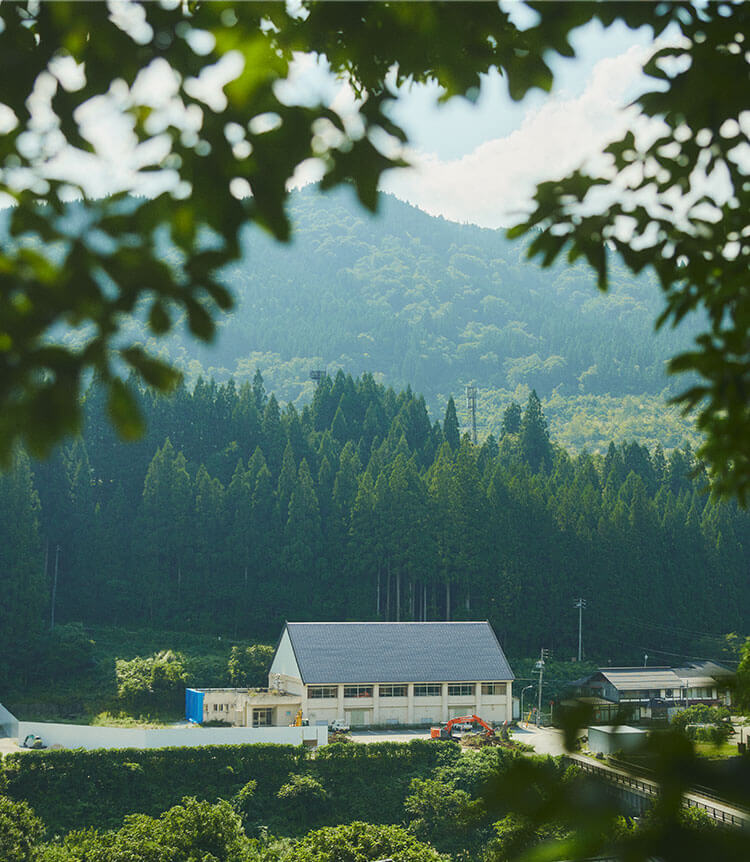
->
[[282, 15, 659, 229], [13, 5, 662, 232]]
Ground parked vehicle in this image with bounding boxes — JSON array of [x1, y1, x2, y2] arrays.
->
[[328, 718, 350, 733]]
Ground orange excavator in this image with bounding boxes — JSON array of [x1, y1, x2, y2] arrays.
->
[[430, 714, 496, 741]]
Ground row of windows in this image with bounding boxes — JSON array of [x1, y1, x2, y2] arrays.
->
[[621, 687, 714, 701], [308, 683, 506, 699], [206, 703, 232, 712]]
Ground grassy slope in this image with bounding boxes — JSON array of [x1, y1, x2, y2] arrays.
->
[[4, 626, 266, 724]]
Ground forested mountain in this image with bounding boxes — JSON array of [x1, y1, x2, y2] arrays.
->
[[101, 188, 701, 452], [2, 373, 745, 681]]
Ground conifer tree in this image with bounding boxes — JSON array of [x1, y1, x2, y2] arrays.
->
[[501, 402, 522, 436], [443, 397, 460, 452], [519, 390, 552, 472]]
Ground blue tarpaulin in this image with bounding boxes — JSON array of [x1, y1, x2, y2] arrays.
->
[[185, 688, 204, 724]]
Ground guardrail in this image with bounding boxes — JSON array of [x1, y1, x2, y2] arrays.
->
[[569, 756, 750, 828]]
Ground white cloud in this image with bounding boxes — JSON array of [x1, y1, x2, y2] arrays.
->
[[380, 43, 656, 229]]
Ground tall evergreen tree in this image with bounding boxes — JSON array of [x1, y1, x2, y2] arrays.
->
[[443, 397, 460, 452], [519, 390, 552, 472]]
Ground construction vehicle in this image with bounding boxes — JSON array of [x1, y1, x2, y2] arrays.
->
[[430, 714, 496, 742]]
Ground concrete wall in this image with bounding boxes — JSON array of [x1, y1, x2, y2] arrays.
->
[[16, 721, 327, 751], [588, 725, 646, 756], [0, 703, 19, 738]]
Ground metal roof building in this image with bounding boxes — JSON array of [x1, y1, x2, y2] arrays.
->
[[567, 661, 733, 724], [282, 621, 514, 684], [267, 620, 514, 728]]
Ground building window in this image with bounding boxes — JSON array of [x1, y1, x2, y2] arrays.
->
[[344, 685, 373, 698], [252, 708, 273, 727], [482, 683, 504, 695], [379, 685, 407, 697], [414, 684, 441, 697], [213, 704, 218, 712], [448, 684, 474, 697], [308, 686, 337, 699]]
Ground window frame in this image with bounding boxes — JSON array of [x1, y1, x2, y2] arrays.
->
[[448, 684, 474, 697], [308, 685, 337, 699], [414, 684, 442, 697], [252, 707, 273, 727], [343, 685, 373, 699], [481, 683, 505, 696], [378, 684, 407, 697]]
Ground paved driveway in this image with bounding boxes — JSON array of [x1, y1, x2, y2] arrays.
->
[[351, 729, 431, 744], [509, 724, 569, 756]]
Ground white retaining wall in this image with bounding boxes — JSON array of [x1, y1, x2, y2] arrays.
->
[[15, 721, 327, 751], [0, 703, 19, 738]]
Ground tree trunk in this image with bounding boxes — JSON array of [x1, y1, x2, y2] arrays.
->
[[445, 580, 450, 621], [386, 563, 391, 620], [465, 584, 470, 612], [396, 569, 401, 621]]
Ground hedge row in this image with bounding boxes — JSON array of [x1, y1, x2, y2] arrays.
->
[[2, 739, 461, 837]]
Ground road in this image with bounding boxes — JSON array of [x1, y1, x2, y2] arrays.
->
[[350, 724, 569, 755], [351, 729, 431, 744], [509, 724, 569, 756]]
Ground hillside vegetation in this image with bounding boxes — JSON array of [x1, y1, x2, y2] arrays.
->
[[1, 374, 745, 696], [92, 189, 701, 451]]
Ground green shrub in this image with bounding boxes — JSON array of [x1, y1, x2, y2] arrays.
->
[[671, 705, 732, 742], [287, 821, 448, 861], [0, 795, 44, 862], [227, 644, 274, 688], [115, 650, 187, 713]]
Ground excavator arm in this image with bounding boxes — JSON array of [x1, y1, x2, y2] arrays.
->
[[435, 714, 496, 739]]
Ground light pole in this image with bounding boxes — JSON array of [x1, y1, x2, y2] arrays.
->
[[574, 598, 586, 662], [520, 685, 533, 725], [535, 649, 551, 726]]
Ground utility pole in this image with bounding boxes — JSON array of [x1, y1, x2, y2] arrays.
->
[[574, 598, 586, 661], [535, 648, 551, 725], [465, 384, 478, 444]]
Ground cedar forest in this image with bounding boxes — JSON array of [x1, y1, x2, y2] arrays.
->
[[2, 365, 746, 683], [1, 194, 746, 689]]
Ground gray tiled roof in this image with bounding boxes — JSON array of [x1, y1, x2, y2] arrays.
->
[[284, 621, 514, 684]]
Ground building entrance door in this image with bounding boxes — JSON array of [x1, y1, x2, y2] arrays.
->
[[346, 709, 371, 727]]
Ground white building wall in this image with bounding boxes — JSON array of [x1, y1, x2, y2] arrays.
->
[[268, 629, 304, 694], [304, 682, 511, 726]]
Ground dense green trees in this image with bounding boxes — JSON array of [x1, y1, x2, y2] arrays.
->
[[3, 372, 748, 669]]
